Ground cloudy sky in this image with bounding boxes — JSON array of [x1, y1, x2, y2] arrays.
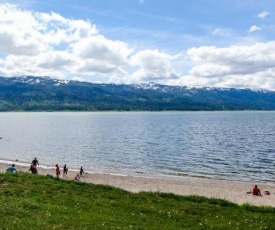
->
[[1, 0, 275, 90]]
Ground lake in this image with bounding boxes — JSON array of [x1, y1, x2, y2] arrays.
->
[[0, 111, 275, 182]]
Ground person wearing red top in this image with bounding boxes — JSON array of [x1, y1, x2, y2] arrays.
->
[[252, 185, 262, 196], [29, 164, 37, 174], [55, 164, 61, 178]]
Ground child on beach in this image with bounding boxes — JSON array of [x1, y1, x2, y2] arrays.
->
[[7, 164, 17, 173], [75, 174, 80, 181]]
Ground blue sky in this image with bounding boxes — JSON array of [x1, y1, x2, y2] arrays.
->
[[0, 0, 275, 90]]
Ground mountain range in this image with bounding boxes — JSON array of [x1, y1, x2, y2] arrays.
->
[[1, 76, 275, 111]]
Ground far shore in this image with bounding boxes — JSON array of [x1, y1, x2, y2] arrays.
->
[[1, 160, 275, 207]]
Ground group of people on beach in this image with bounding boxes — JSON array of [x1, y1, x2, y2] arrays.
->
[[7, 157, 85, 182], [55, 163, 84, 181], [6, 160, 271, 197], [29, 157, 39, 174], [6, 157, 39, 174], [55, 163, 70, 179]]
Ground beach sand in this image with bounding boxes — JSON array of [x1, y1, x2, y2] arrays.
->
[[1, 161, 275, 207]]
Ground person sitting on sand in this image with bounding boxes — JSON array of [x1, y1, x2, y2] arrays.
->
[[75, 174, 80, 181], [55, 164, 61, 178], [29, 164, 37, 174], [252, 185, 262, 196], [7, 164, 17, 173]]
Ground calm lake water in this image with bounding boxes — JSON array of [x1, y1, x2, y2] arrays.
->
[[0, 111, 275, 182]]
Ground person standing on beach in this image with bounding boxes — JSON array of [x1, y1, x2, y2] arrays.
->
[[63, 164, 68, 178], [55, 164, 61, 178], [80, 166, 84, 176], [32, 158, 39, 167]]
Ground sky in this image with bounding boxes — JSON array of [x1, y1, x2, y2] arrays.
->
[[0, 0, 275, 90]]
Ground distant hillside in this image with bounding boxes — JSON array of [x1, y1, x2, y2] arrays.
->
[[1, 76, 275, 111]]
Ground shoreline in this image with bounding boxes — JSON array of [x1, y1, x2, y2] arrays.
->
[[1, 159, 275, 207], [1, 157, 273, 185], [1, 157, 272, 185]]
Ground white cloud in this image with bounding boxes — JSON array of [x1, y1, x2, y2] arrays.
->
[[188, 42, 275, 76], [0, 4, 48, 55], [0, 3, 181, 85], [211, 28, 236, 38], [212, 28, 225, 36], [0, 3, 131, 79], [169, 42, 275, 90], [72, 35, 132, 66], [257, 11, 269, 19], [248, 25, 261, 33], [1, 3, 275, 91], [36, 51, 76, 69], [129, 49, 180, 83]]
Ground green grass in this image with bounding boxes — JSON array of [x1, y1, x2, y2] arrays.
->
[[0, 173, 275, 229]]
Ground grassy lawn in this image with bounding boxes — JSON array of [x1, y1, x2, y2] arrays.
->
[[0, 173, 274, 229]]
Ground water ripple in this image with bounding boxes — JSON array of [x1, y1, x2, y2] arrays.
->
[[0, 111, 275, 182]]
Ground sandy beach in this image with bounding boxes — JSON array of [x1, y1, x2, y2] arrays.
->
[[1, 160, 275, 207]]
